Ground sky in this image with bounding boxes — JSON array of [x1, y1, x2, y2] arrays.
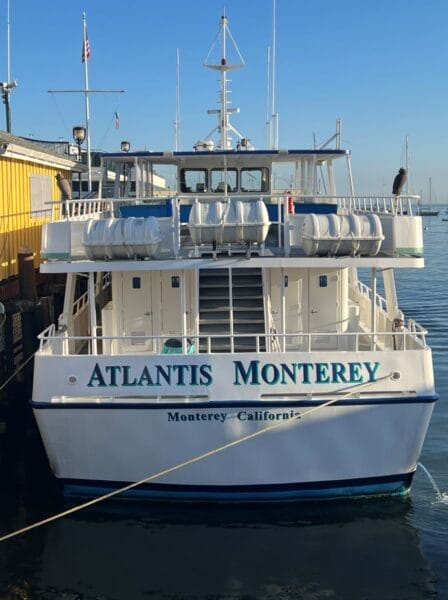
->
[[1, 0, 448, 200]]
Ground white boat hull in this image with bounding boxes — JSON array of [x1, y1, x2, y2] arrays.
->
[[32, 397, 435, 500]]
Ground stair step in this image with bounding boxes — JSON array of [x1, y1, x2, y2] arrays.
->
[[199, 337, 266, 353], [233, 298, 263, 308], [200, 288, 230, 298], [199, 311, 263, 321]]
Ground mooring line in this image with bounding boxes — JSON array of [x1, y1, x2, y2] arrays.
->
[[0, 372, 397, 543], [0, 352, 35, 393]]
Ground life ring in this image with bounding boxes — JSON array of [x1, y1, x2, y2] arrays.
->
[[287, 192, 294, 214]]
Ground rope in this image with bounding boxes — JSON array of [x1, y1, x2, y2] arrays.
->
[[0, 371, 397, 543], [0, 352, 35, 393]]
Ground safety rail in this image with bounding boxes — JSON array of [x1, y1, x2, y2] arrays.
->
[[37, 326, 427, 356], [355, 280, 388, 313], [335, 195, 420, 216], [50, 198, 110, 221], [49, 193, 421, 221]]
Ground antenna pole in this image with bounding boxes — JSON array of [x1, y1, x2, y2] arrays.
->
[[175, 48, 181, 151], [271, 0, 278, 149], [220, 16, 229, 149], [7, 0, 10, 82], [82, 12, 92, 192], [1, 0, 16, 133], [266, 46, 271, 149], [204, 14, 245, 149]]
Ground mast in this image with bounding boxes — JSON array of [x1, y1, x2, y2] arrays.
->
[[266, 46, 271, 148], [270, 0, 278, 149], [204, 15, 245, 149], [82, 12, 92, 192], [175, 48, 181, 151], [49, 11, 124, 194], [1, 0, 17, 133]]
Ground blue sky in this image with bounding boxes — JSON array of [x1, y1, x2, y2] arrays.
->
[[1, 0, 447, 198]]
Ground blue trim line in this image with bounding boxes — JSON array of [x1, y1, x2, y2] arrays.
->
[[30, 394, 438, 410], [101, 148, 348, 159], [62, 472, 414, 502]]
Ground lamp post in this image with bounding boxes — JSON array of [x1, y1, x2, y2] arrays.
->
[[121, 141, 130, 196], [73, 125, 86, 199]]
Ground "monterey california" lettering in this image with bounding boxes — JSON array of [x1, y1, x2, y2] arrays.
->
[[86, 360, 380, 387]]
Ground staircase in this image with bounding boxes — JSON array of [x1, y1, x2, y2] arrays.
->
[[199, 268, 265, 352]]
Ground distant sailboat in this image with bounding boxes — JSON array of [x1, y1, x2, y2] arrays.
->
[[418, 177, 439, 216]]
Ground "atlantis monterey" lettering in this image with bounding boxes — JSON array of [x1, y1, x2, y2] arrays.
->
[[86, 360, 380, 388]]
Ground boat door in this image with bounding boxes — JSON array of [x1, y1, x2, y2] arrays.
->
[[119, 272, 154, 352], [308, 268, 341, 350], [269, 268, 309, 350]]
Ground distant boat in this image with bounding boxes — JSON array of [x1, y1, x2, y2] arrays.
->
[[418, 177, 439, 216], [418, 209, 439, 216]]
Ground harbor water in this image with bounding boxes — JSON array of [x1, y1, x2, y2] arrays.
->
[[0, 216, 447, 599]]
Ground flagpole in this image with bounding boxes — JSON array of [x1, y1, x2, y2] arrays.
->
[[82, 12, 92, 193]]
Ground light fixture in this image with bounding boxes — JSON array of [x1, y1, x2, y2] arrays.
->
[[72, 125, 86, 144], [121, 140, 130, 153], [72, 125, 86, 199]]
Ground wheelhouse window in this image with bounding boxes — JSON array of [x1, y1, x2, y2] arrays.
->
[[180, 169, 208, 193], [211, 169, 238, 193], [241, 168, 269, 193]]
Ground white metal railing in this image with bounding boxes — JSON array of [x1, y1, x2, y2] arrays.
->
[[50, 198, 110, 221], [49, 193, 421, 222], [355, 280, 388, 313], [37, 326, 427, 356], [335, 195, 420, 216]]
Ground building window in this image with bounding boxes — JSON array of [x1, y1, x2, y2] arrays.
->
[[30, 174, 53, 219]]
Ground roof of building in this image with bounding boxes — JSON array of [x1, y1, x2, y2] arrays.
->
[[0, 129, 84, 171]]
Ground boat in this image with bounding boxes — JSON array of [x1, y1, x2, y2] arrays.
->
[[418, 177, 439, 216], [32, 15, 437, 502]]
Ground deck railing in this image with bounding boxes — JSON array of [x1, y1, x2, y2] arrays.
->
[[37, 325, 427, 356], [49, 193, 421, 221]]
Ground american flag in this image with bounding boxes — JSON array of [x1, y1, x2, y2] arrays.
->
[[82, 32, 91, 63], [114, 112, 120, 129]]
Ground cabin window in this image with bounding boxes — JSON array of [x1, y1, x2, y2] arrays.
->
[[241, 168, 269, 193], [180, 169, 208, 193], [211, 169, 238, 193], [132, 277, 141, 289]]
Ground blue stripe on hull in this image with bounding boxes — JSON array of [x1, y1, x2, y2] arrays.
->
[[30, 395, 438, 410], [62, 472, 414, 502]]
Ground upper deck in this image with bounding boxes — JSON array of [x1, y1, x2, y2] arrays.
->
[[41, 147, 424, 273]]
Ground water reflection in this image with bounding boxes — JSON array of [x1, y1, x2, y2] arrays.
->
[[0, 497, 437, 599]]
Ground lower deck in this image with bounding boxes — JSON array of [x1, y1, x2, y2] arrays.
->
[[51, 264, 426, 357]]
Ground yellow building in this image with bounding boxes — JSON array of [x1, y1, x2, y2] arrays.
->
[[0, 131, 81, 283]]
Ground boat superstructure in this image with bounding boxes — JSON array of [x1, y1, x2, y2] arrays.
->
[[31, 16, 436, 501]]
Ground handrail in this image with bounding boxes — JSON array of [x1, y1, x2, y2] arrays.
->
[[355, 280, 388, 313], [37, 327, 427, 354]]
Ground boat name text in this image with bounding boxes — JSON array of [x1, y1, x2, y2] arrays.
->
[[86, 360, 380, 387]]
